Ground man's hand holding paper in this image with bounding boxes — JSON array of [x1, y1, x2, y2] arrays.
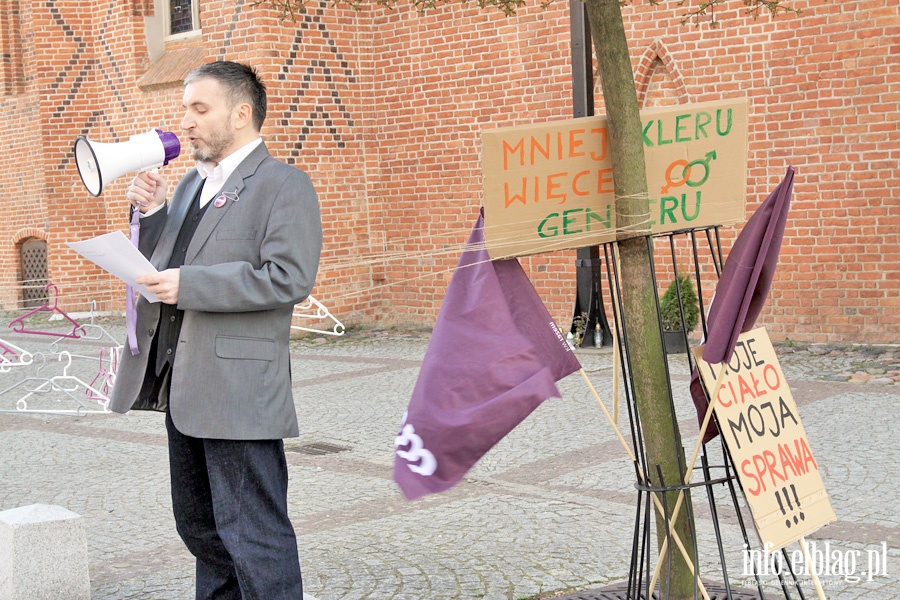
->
[[67, 231, 161, 302], [137, 269, 179, 305]]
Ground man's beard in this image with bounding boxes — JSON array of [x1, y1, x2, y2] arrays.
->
[[191, 127, 233, 163]]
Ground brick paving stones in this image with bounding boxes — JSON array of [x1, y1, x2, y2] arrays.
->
[[1, 321, 897, 599]]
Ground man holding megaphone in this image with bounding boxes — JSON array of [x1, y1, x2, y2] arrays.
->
[[109, 60, 322, 599]]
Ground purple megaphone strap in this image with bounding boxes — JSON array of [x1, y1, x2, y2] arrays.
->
[[125, 208, 141, 356], [155, 130, 181, 165]]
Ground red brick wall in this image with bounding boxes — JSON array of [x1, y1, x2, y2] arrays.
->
[[617, 0, 900, 343], [366, 2, 576, 326], [1, 1, 45, 307], [0, 0, 896, 343]]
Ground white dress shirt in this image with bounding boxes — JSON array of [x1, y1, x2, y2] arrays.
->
[[141, 136, 263, 218], [195, 137, 262, 208]]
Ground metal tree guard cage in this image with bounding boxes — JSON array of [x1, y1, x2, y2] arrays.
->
[[584, 225, 808, 600]]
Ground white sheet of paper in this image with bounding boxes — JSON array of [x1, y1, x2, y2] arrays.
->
[[67, 231, 160, 303]]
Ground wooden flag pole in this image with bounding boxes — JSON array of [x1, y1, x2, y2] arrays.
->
[[599, 244, 707, 598], [649, 361, 727, 593], [580, 369, 711, 600], [612, 331, 620, 424], [801, 536, 828, 599]]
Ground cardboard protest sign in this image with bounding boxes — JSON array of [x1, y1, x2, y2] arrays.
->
[[692, 327, 836, 550], [481, 98, 749, 259]]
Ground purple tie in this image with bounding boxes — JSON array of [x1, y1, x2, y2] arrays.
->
[[125, 209, 140, 355]]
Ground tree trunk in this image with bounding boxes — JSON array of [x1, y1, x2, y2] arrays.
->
[[583, 0, 698, 597]]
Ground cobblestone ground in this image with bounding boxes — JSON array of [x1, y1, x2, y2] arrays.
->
[[1, 317, 897, 599]]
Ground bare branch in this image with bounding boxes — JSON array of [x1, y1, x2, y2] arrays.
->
[[253, 0, 528, 17], [677, 0, 801, 27], [255, 0, 798, 21]]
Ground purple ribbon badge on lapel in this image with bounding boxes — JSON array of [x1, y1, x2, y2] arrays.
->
[[213, 191, 239, 208]]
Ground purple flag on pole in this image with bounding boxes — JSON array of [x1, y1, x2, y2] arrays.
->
[[691, 166, 794, 443], [393, 209, 581, 500]]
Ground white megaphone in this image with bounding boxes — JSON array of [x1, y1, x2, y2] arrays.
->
[[74, 129, 181, 196]]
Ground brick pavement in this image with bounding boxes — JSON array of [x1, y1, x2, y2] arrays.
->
[[1, 319, 898, 599]]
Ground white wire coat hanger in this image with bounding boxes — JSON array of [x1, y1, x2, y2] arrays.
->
[[291, 295, 345, 336], [48, 301, 122, 353], [0, 337, 35, 373], [0, 351, 111, 415]]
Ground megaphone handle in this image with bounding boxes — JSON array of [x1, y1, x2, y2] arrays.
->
[[132, 168, 163, 210]]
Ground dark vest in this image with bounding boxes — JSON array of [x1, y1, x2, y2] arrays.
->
[[154, 183, 211, 375]]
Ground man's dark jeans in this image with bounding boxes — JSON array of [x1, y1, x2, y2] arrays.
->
[[166, 411, 303, 600]]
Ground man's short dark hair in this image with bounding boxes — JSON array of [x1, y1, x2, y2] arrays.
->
[[185, 61, 267, 131]]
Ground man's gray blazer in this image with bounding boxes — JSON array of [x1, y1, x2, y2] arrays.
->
[[109, 142, 322, 440]]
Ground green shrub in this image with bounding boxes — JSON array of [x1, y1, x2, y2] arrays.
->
[[660, 274, 700, 332]]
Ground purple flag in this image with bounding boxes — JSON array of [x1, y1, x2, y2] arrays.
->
[[393, 210, 581, 500], [691, 166, 794, 443]]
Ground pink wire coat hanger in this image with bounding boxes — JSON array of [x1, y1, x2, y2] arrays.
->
[[7, 283, 86, 339], [1, 339, 20, 360], [87, 346, 120, 400]]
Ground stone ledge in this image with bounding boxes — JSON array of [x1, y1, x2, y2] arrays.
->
[[138, 46, 208, 91]]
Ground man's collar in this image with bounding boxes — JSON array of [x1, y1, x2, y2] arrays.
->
[[195, 160, 217, 180], [195, 137, 263, 180]]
